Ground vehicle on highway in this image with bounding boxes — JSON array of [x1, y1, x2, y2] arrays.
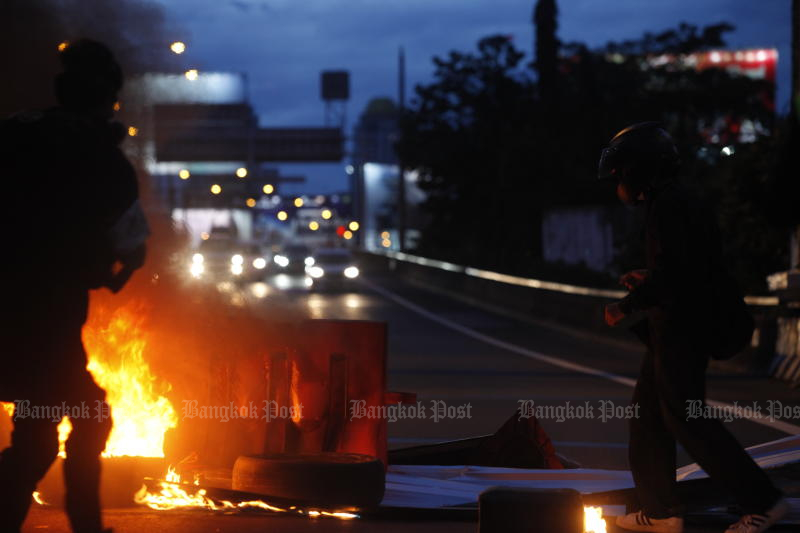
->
[[190, 239, 268, 282], [272, 243, 314, 274], [305, 248, 359, 290]]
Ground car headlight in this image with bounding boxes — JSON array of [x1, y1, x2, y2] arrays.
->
[[305, 256, 315, 266], [231, 254, 244, 265], [344, 266, 359, 279], [192, 253, 204, 264], [190, 263, 204, 278], [253, 257, 267, 269], [307, 266, 324, 278], [274, 255, 289, 267], [231, 264, 243, 276]]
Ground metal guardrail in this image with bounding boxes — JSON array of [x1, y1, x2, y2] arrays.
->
[[371, 250, 779, 306]]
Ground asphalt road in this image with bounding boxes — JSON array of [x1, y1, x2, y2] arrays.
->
[[21, 271, 800, 532]]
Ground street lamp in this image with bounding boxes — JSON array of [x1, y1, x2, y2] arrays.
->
[[170, 41, 186, 54], [236, 167, 248, 178], [262, 184, 274, 194]]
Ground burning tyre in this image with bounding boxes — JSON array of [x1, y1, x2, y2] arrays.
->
[[232, 452, 384, 509]]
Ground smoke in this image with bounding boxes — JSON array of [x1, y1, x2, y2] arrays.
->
[[0, 0, 179, 117]]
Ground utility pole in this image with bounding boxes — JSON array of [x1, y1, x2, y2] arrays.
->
[[397, 46, 407, 251], [791, 0, 800, 268]]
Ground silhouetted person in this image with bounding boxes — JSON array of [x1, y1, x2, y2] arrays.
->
[[0, 39, 148, 533], [599, 123, 787, 533]]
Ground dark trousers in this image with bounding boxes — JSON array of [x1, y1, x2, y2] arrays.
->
[[0, 372, 112, 533], [1, 287, 111, 533], [629, 337, 782, 517]]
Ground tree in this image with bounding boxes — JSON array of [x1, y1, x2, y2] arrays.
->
[[399, 20, 787, 289]]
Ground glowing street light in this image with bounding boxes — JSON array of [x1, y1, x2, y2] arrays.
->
[[321, 209, 332, 220], [210, 184, 222, 195], [127, 126, 138, 137], [309, 221, 320, 231], [262, 184, 274, 194], [179, 169, 190, 180], [294, 197, 304, 208], [348, 221, 360, 232], [246, 198, 256, 208], [277, 211, 288, 221], [170, 41, 186, 54], [185, 69, 199, 81], [343, 230, 353, 240], [381, 231, 390, 240], [236, 167, 248, 178]]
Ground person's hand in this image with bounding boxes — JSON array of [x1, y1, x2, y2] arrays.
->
[[619, 269, 650, 291], [604, 302, 627, 327]]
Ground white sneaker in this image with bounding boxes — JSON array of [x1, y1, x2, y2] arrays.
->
[[615, 510, 684, 533], [724, 498, 791, 533]]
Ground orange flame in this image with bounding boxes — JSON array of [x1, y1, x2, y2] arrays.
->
[[134, 466, 358, 519], [47, 306, 178, 458], [584, 506, 607, 533]]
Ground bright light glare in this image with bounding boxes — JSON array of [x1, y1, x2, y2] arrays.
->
[[231, 254, 244, 265], [348, 221, 359, 231], [179, 169, 190, 180], [236, 167, 248, 178], [200, 232, 210, 241], [253, 258, 267, 269], [185, 69, 199, 81], [210, 184, 222, 195], [304, 257, 315, 266], [190, 263, 204, 279], [250, 282, 269, 298], [170, 42, 186, 54], [321, 209, 332, 220], [231, 264, 243, 276], [307, 266, 324, 278], [58, 41, 69, 52], [128, 127, 138, 137], [263, 184, 274, 194], [381, 231, 390, 240], [274, 255, 289, 267], [721, 145, 735, 157], [756, 50, 768, 62], [277, 211, 288, 221], [344, 266, 359, 279], [710, 51, 722, 63], [246, 198, 256, 208], [294, 197, 304, 207], [343, 231, 353, 240], [192, 253, 204, 264], [309, 221, 320, 231], [382, 239, 392, 248], [304, 276, 313, 288], [583, 506, 607, 533]]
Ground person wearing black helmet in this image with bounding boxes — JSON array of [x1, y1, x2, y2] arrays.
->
[[0, 39, 148, 533], [600, 123, 788, 533]]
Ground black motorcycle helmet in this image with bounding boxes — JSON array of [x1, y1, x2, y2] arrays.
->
[[598, 122, 680, 198]]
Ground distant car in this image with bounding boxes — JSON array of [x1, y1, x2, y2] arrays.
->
[[305, 248, 359, 289], [272, 243, 313, 274], [189, 239, 267, 282]]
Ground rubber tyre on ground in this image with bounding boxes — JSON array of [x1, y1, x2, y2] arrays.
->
[[232, 452, 385, 509]]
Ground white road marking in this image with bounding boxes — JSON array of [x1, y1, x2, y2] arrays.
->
[[364, 279, 800, 436]]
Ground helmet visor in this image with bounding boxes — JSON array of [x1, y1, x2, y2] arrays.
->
[[597, 146, 620, 181]]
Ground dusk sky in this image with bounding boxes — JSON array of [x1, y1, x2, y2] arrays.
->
[[156, 0, 793, 193]]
